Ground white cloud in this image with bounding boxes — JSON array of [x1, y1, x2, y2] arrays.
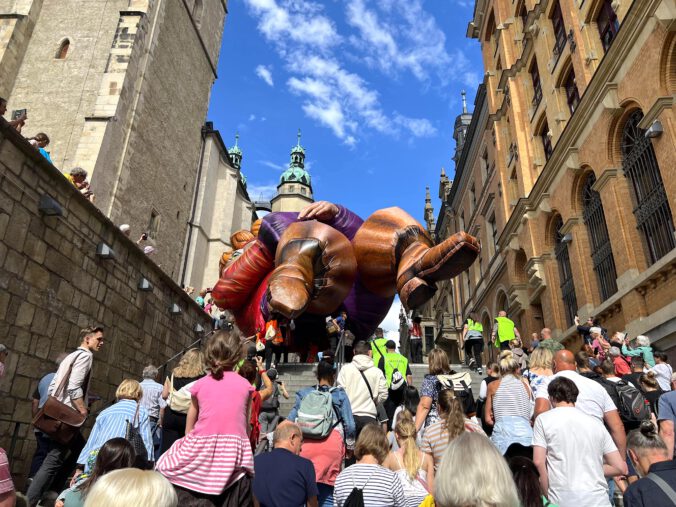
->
[[247, 182, 278, 201], [243, 0, 454, 144], [255, 64, 274, 86], [260, 160, 285, 170], [249, 114, 257, 121]]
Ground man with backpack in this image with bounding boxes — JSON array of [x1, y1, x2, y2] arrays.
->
[[595, 359, 650, 434], [337, 341, 388, 437], [376, 340, 413, 431], [462, 313, 485, 374], [259, 368, 289, 436], [491, 311, 521, 351]]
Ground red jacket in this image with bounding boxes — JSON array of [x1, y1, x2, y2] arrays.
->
[[613, 356, 631, 376]]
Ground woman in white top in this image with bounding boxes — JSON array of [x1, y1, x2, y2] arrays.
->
[[384, 411, 434, 506]]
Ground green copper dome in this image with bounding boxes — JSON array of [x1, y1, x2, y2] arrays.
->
[[279, 166, 311, 186]]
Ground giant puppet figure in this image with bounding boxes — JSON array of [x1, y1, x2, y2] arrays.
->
[[211, 201, 479, 346]]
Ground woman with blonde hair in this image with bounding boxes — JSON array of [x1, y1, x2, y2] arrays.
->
[[421, 390, 486, 470], [416, 348, 452, 432], [74, 380, 153, 477], [83, 468, 177, 507], [522, 347, 554, 393], [161, 348, 206, 453], [435, 432, 520, 507], [486, 350, 534, 456], [384, 411, 434, 505]]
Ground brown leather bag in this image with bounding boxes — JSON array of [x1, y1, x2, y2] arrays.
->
[[32, 352, 88, 445]]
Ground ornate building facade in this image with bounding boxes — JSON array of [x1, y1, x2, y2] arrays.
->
[[179, 126, 255, 292], [0, 0, 228, 279], [423, 0, 676, 359]]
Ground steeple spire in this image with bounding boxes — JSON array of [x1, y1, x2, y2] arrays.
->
[[228, 132, 243, 170], [424, 186, 436, 239], [234, 132, 240, 148], [296, 128, 302, 147], [461, 90, 467, 114]]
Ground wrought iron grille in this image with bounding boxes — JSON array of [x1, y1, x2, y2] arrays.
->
[[622, 110, 676, 265], [582, 174, 618, 301], [554, 216, 578, 327]]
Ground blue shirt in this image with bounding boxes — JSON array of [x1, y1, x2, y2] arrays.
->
[[623, 460, 676, 507], [36, 372, 56, 408], [288, 385, 356, 449], [139, 379, 166, 419], [253, 448, 318, 507], [77, 399, 153, 469]]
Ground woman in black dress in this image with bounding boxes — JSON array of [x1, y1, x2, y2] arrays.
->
[[160, 348, 206, 454]]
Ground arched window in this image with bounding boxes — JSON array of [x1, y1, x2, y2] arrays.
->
[[622, 110, 675, 264], [582, 173, 618, 301], [56, 39, 70, 59], [554, 216, 578, 326]]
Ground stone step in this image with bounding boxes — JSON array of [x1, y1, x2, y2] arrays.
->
[[273, 363, 485, 419]]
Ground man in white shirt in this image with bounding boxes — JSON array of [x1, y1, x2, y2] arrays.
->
[[651, 351, 673, 392], [27, 326, 104, 506], [534, 350, 626, 457], [139, 364, 166, 460], [533, 376, 627, 507]]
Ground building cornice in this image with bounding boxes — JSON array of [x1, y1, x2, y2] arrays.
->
[[496, 0, 662, 252], [592, 168, 619, 192], [638, 95, 675, 128]]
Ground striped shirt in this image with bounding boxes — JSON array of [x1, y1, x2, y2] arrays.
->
[[139, 379, 166, 419], [493, 375, 531, 420], [334, 464, 408, 507], [420, 418, 486, 469], [77, 399, 153, 469]]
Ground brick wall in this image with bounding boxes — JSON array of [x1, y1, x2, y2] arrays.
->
[[0, 119, 211, 485]]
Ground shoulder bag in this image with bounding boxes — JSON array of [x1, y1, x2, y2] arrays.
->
[[125, 402, 147, 460], [32, 352, 89, 445], [357, 369, 388, 424]]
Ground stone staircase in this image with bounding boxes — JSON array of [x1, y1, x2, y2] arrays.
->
[[273, 363, 484, 418]]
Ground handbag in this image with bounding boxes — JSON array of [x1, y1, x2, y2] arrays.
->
[[168, 373, 197, 414], [125, 403, 147, 460], [32, 352, 88, 445]]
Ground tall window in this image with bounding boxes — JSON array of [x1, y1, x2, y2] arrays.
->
[[564, 69, 580, 114], [148, 210, 160, 239], [541, 120, 553, 161], [551, 1, 567, 56], [56, 39, 70, 59], [582, 174, 618, 301], [488, 214, 498, 257], [554, 216, 578, 327], [597, 0, 619, 52], [621, 110, 676, 264], [480, 149, 489, 184], [470, 184, 477, 213], [530, 61, 542, 109]]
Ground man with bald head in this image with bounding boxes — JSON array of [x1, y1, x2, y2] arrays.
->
[[253, 422, 318, 507], [537, 328, 564, 353], [534, 350, 626, 456]]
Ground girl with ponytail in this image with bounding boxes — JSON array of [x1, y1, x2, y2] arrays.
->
[[156, 329, 256, 504], [384, 411, 434, 506], [420, 390, 486, 470]]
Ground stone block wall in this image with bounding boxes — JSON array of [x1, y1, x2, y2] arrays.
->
[[0, 119, 211, 485]]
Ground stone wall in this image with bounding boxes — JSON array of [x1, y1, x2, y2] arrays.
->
[[0, 119, 212, 485]]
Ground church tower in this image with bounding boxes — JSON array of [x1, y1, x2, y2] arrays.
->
[[453, 91, 473, 165], [271, 129, 314, 212]]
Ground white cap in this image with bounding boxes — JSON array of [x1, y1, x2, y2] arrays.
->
[[119, 224, 130, 233], [589, 327, 602, 335]]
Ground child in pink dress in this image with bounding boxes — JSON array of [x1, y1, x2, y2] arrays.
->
[[156, 330, 254, 503]]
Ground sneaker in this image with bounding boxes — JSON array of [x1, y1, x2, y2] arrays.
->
[[477, 368, 483, 375]]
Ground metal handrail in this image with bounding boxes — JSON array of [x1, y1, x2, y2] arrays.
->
[[158, 331, 212, 381]]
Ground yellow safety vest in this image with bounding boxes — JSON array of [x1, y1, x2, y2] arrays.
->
[[467, 319, 483, 333], [371, 338, 388, 366], [494, 316, 516, 346], [383, 352, 408, 387]]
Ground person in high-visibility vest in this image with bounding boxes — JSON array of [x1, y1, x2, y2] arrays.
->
[[370, 328, 388, 368], [462, 313, 485, 375], [377, 340, 413, 431], [491, 311, 521, 351]]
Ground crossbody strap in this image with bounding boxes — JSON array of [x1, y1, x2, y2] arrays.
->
[[358, 369, 376, 408], [646, 473, 676, 503], [53, 351, 86, 399]]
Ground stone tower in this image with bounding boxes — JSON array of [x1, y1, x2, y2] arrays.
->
[[424, 186, 435, 240], [0, 0, 228, 279], [271, 129, 314, 213], [452, 91, 473, 165]]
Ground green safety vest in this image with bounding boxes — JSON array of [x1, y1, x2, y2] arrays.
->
[[371, 338, 388, 366], [467, 319, 483, 333], [383, 352, 408, 387], [494, 316, 516, 345]]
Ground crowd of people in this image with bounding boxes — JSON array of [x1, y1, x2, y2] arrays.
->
[[1, 311, 675, 507]]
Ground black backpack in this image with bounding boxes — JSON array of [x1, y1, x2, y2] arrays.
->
[[343, 471, 375, 507], [615, 380, 651, 423]]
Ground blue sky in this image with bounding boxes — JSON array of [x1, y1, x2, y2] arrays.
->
[[207, 0, 483, 224]]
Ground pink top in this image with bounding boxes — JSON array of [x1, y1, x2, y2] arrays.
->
[[189, 372, 253, 436]]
